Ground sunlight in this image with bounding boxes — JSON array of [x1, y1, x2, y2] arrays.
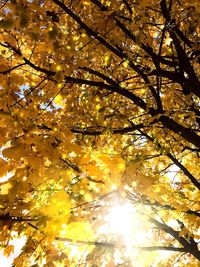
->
[[99, 202, 152, 266], [106, 203, 134, 239], [105, 203, 143, 247], [101, 200, 153, 247], [0, 171, 14, 183]]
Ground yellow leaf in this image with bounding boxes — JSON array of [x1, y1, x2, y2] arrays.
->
[[54, 94, 64, 106], [4, 245, 14, 257], [66, 222, 95, 241], [2, 145, 27, 160], [0, 182, 12, 195], [41, 191, 71, 220], [0, 158, 10, 178]]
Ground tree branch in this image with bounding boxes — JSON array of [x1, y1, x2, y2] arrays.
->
[[0, 214, 38, 222], [55, 236, 188, 252], [2, 40, 200, 148], [127, 193, 200, 217], [71, 123, 146, 135], [0, 63, 26, 74], [151, 218, 200, 260], [60, 157, 104, 184], [160, 0, 200, 98], [138, 129, 200, 190]]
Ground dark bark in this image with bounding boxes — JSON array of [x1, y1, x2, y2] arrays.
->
[[0, 214, 38, 222], [160, 0, 200, 98], [151, 218, 200, 261], [138, 129, 200, 190], [51, 0, 200, 149], [159, 115, 200, 149], [128, 193, 200, 217]]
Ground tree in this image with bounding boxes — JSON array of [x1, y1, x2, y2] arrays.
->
[[0, 0, 199, 266]]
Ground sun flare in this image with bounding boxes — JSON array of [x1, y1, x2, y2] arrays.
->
[[106, 203, 135, 242], [101, 202, 150, 249]]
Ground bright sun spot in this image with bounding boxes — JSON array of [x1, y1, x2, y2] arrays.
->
[[100, 201, 152, 248], [106, 203, 135, 244], [102, 201, 151, 251], [99, 202, 151, 265]]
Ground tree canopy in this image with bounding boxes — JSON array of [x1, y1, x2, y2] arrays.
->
[[0, 0, 199, 266]]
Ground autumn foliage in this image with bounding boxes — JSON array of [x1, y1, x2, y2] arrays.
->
[[0, 0, 199, 266]]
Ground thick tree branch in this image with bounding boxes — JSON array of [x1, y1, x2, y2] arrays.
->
[[151, 218, 200, 260], [158, 115, 200, 149], [0, 214, 38, 222], [71, 123, 146, 135], [160, 0, 200, 98]]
